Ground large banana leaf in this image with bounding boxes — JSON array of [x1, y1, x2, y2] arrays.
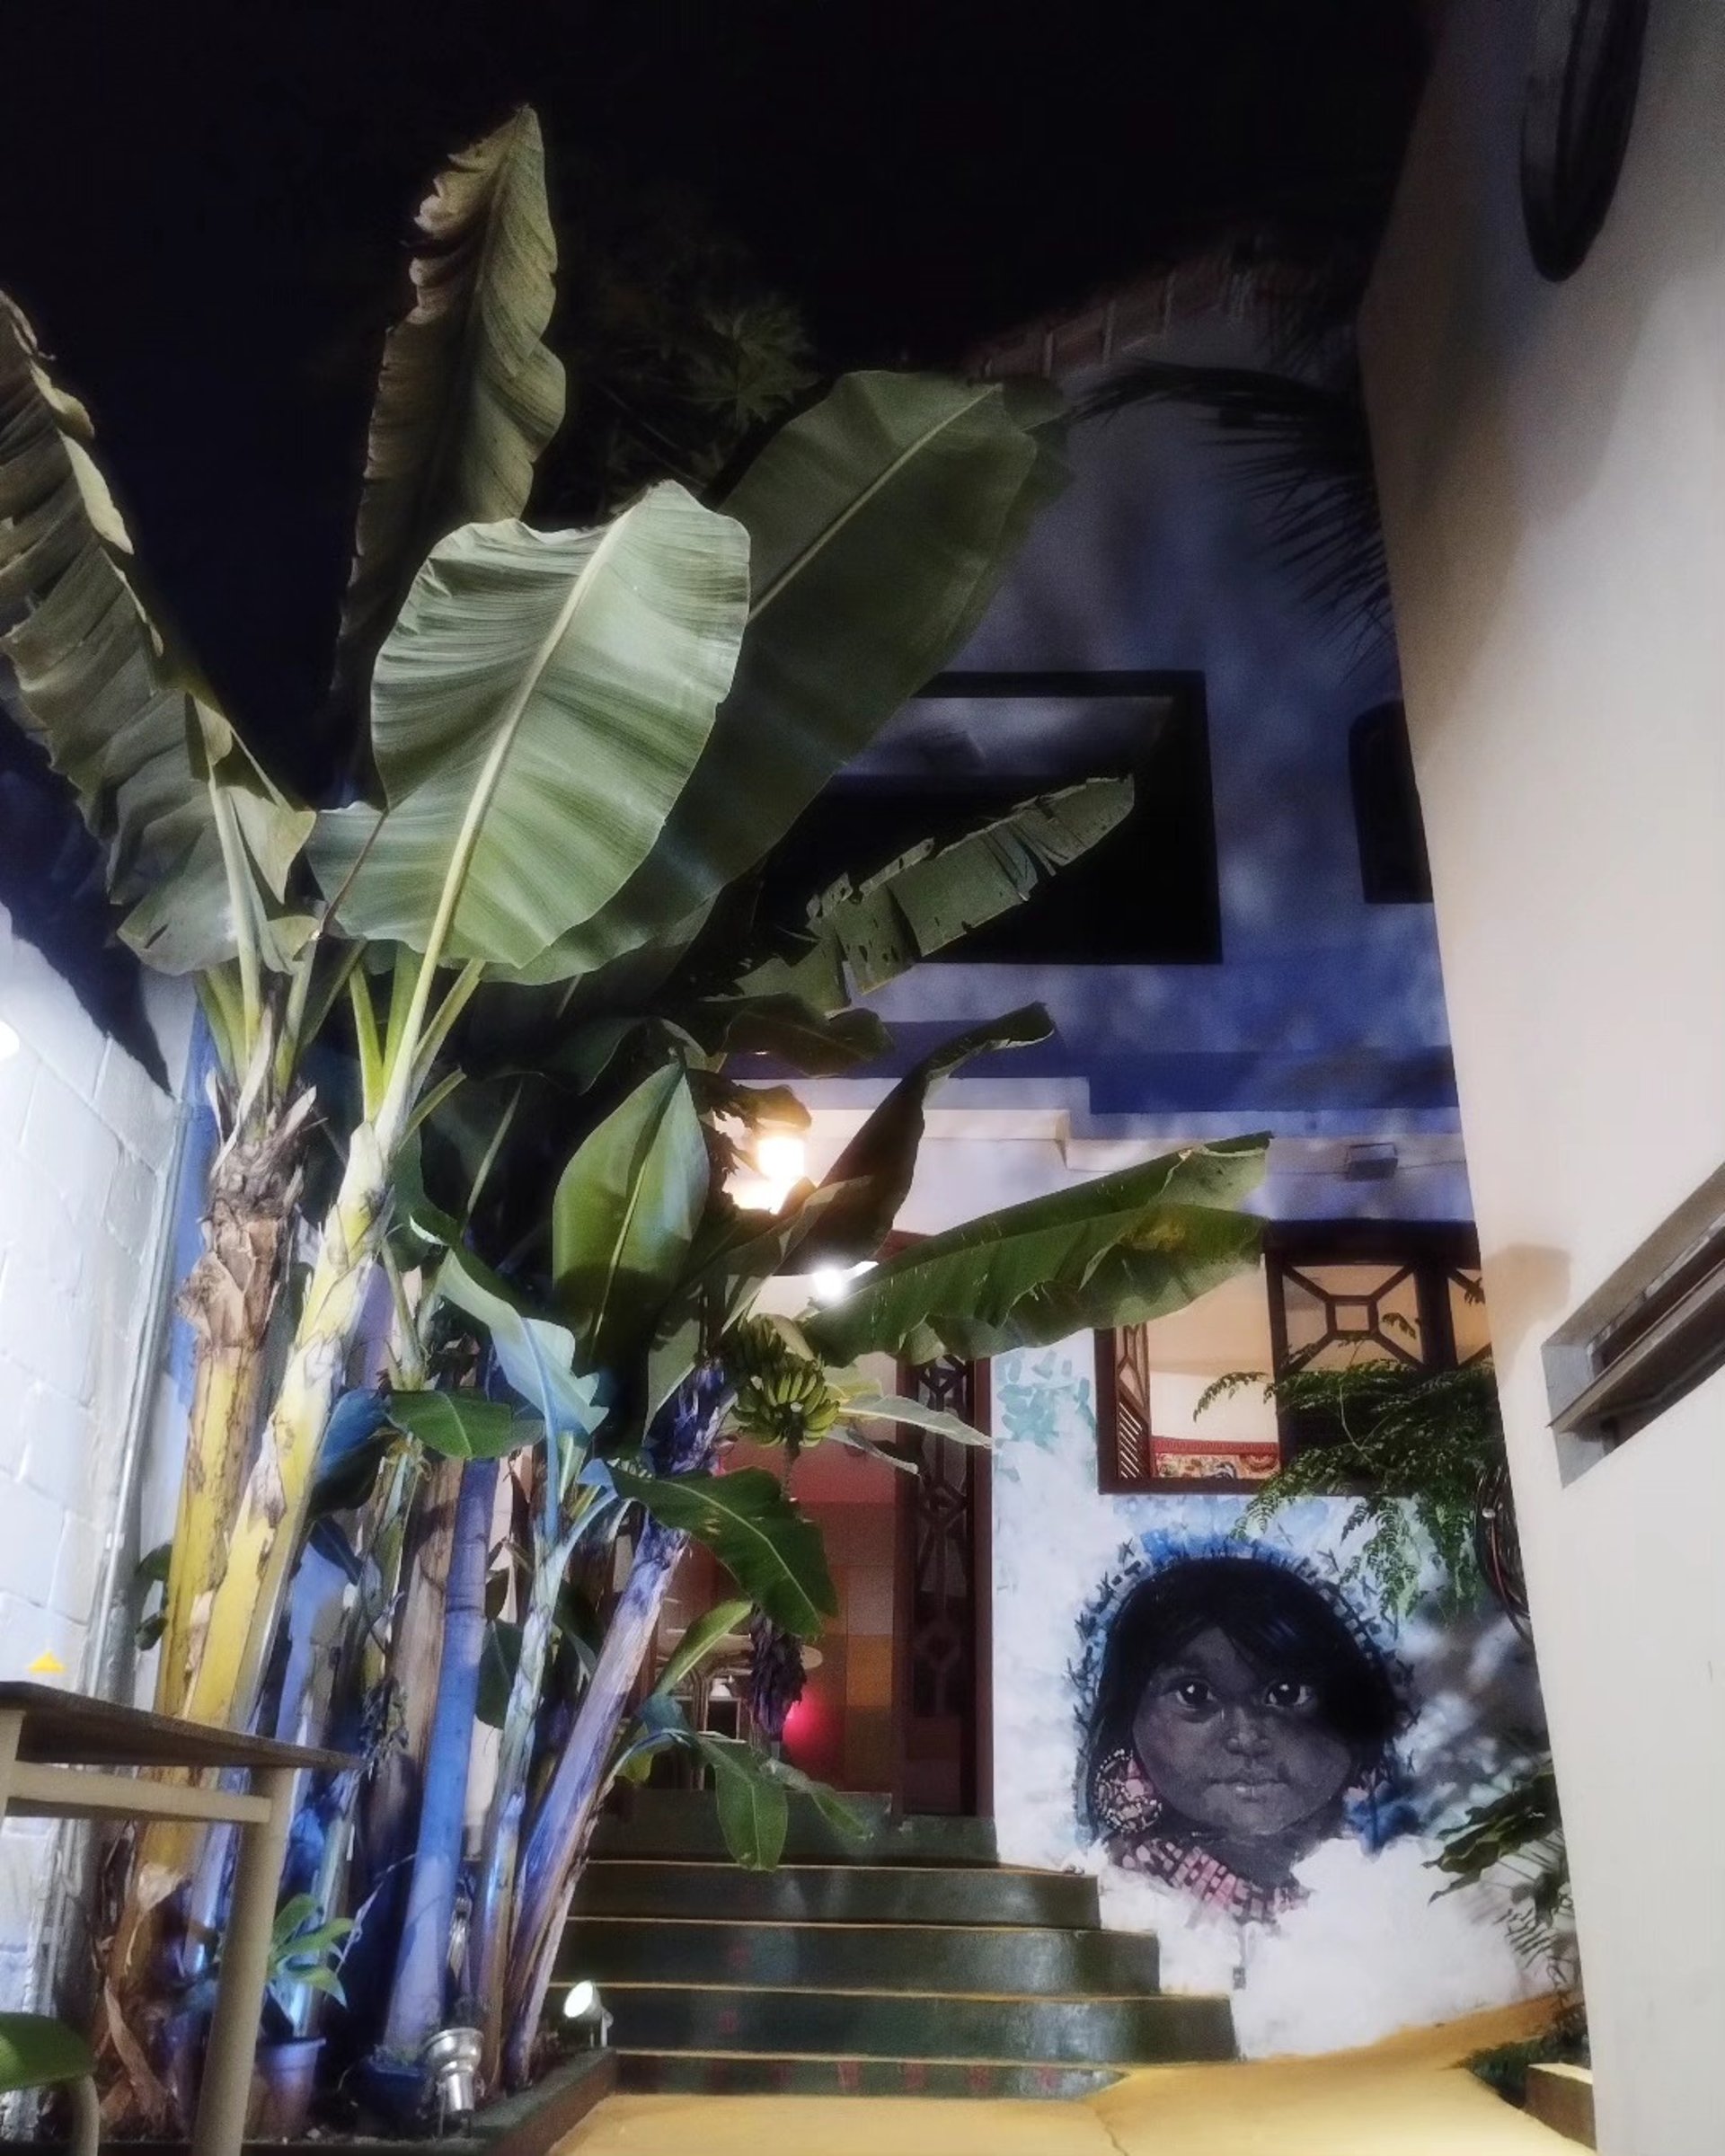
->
[[333, 108, 565, 704], [510, 372, 1067, 981], [552, 1064, 709, 1369], [683, 995, 891, 1075], [314, 483, 749, 968], [0, 298, 310, 974], [0, 2014, 94, 2095], [611, 1465, 836, 1639], [383, 1390, 544, 1460], [803, 1136, 1269, 1365], [798, 1005, 1052, 1265], [437, 1246, 610, 1429], [739, 777, 1135, 1010]]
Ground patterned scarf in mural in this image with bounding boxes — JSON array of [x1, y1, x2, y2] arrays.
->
[[1089, 1742, 1308, 1925]]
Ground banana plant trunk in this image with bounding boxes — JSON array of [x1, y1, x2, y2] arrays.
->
[[500, 1517, 685, 2089], [157, 1089, 314, 1716], [102, 1127, 389, 2122], [469, 1520, 568, 2088], [501, 1368, 724, 2086], [380, 1456, 498, 2064]]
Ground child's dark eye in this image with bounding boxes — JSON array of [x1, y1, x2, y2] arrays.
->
[[1172, 1678, 1216, 1710], [1263, 1679, 1318, 1712]]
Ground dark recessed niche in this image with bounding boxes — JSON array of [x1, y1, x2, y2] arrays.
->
[[756, 671, 1222, 967], [1521, 0, 1650, 282]]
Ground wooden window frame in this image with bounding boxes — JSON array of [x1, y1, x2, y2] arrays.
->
[[1097, 1220, 1484, 1494]]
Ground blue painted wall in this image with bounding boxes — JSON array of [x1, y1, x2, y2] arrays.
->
[[851, 322, 1457, 1158]]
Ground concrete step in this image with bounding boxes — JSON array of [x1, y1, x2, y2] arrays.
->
[[615, 2050, 1125, 2099], [580, 1981, 1235, 2066], [563, 1914, 1161, 1995], [592, 1792, 997, 1866], [572, 1858, 1101, 1929]]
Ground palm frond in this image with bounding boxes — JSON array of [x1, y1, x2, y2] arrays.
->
[[1079, 358, 1388, 651]]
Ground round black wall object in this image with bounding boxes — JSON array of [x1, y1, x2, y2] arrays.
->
[[1521, 0, 1650, 280]]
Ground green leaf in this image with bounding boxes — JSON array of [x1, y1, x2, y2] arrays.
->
[[314, 482, 750, 970], [0, 299, 311, 976], [333, 108, 566, 707], [694, 1736, 790, 1870], [685, 995, 891, 1075], [765, 1759, 873, 1842], [799, 1005, 1051, 1265], [0, 2015, 94, 2095], [436, 1247, 609, 1431], [652, 1596, 753, 1698], [524, 371, 1067, 977], [552, 1065, 709, 1369], [135, 1542, 172, 1586], [835, 1388, 990, 1447], [476, 1618, 522, 1729], [803, 1136, 1269, 1365], [612, 1466, 836, 1639], [383, 1390, 543, 1460], [741, 778, 1134, 1009]]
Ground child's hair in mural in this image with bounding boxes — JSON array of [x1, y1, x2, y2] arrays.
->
[[1078, 1545, 1411, 1924]]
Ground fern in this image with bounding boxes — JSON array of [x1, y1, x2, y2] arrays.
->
[[1199, 1356, 1503, 1619]]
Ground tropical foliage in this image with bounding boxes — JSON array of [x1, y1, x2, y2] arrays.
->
[[1199, 1355, 1505, 1619], [0, 107, 1268, 2125]]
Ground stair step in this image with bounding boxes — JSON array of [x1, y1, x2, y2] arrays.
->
[[593, 1793, 997, 1866], [563, 1916, 1160, 1995], [574, 1982, 1235, 2066], [615, 2050, 1126, 2099], [573, 1859, 1101, 1929]]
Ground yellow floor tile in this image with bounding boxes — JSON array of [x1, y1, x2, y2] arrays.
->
[[558, 2004, 1570, 2156]]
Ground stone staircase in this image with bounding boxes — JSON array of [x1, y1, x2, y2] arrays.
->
[[557, 1793, 1234, 2099]]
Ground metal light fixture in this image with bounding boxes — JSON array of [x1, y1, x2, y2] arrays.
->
[[561, 1978, 614, 2049], [421, 2026, 482, 2134]]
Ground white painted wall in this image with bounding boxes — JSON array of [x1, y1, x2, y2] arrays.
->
[[1362, 3, 1725, 2148], [0, 906, 191, 2010], [988, 1331, 1545, 2056]]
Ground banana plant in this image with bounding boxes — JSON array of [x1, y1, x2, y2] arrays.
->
[[0, 98, 1238, 2127], [399, 1008, 1269, 2085]]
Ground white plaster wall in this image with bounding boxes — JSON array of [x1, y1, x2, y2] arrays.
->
[[0, 906, 190, 2010], [989, 1332, 1545, 2058], [1361, 3, 1725, 2148]]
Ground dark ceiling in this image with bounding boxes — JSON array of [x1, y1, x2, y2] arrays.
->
[[0, 0, 1425, 794]]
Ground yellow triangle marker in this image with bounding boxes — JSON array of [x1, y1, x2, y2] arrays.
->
[[26, 1651, 66, 1676]]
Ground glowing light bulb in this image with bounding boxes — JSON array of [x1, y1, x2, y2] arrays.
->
[[809, 1260, 877, 1305], [562, 1980, 597, 2022], [753, 1132, 807, 1188]]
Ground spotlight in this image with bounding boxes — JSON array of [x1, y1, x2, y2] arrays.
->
[[421, 2027, 482, 2132], [562, 1979, 613, 2049]]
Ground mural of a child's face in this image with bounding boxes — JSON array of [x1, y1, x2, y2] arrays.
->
[[1131, 1624, 1356, 1844]]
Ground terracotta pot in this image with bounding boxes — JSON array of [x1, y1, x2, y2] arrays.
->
[[246, 2036, 323, 2139]]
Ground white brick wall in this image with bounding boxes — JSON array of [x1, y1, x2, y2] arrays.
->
[[0, 904, 190, 2010]]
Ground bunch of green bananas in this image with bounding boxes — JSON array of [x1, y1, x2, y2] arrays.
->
[[727, 1318, 842, 1452]]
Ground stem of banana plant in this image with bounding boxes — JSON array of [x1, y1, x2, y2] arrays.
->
[[469, 1502, 581, 2089], [500, 1516, 686, 2087], [379, 1454, 499, 2063], [500, 1368, 727, 2085]]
